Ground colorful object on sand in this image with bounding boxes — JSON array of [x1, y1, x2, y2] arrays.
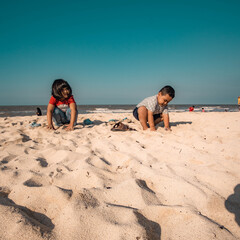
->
[[108, 119, 118, 125], [108, 119, 118, 122], [29, 121, 41, 128], [108, 118, 132, 125], [122, 117, 132, 123], [83, 119, 93, 125]]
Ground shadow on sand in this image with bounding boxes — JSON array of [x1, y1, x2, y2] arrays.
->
[[0, 189, 55, 237], [170, 121, 192, 126], [225, 184, 240, 226], [134, 211, 161, 240], [156, 121, 192, 129]]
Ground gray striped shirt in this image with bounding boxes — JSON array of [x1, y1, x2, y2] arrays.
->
[[137, 95, 168, 114]]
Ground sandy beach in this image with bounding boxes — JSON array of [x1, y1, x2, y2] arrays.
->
[[0, 112, 239, 240]]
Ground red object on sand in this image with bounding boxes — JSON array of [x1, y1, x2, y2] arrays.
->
[[189, 107, 194, 112]]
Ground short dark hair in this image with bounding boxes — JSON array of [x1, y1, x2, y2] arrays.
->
[[51, 79, 72, 100], [159, 85, 175, 98]]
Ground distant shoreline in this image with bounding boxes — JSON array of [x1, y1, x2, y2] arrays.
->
[[0, 104, 239, 117]]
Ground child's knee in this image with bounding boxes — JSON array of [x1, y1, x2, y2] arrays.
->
[[138, 107, 148, 122]]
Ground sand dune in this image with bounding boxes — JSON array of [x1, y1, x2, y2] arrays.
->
[[0, 112, 239, 240]]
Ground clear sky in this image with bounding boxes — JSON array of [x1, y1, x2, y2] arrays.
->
[[0, 0, 240, 105]]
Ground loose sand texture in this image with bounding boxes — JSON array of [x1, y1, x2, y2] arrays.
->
[[0, 112, 239, 240]]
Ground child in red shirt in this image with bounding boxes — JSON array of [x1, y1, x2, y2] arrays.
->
[[47, 79, 78, 131]]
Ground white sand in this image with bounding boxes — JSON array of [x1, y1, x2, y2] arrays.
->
[[0, 112, 239, 240]]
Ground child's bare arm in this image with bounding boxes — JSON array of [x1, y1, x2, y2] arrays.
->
[[65, 103, 77, 131], [163, 113, 171, 131], [148, 110, 156, 131], [47, 104, 55, 129]]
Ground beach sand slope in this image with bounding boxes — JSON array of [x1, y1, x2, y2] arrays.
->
[[0, 112, 239, 240]]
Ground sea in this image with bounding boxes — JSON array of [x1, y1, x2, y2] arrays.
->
[[0, 104, 239, 117]]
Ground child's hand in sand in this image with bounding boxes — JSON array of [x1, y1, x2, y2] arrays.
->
[[64, 125, 74, 131], [47, 124, 55, 130]]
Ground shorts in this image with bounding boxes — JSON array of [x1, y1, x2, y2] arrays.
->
[[133, 107, 162, 121], [52, 107, 78, 126]]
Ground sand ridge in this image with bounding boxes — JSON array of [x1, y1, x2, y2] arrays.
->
[[0, 112, 239, 239]]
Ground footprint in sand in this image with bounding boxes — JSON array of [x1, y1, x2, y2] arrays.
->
[[56, 186, 73, 199], [1, 166, 10, 171], [0, 186, 11, 197], [35, 157, 48, 167], [0, 158, 9, 164], [75, 189, 100, 209], [135, 179, 161, 205], [23, 177, 43, 187], [20, 133, 31, 142], [0, 155, 17, 166]]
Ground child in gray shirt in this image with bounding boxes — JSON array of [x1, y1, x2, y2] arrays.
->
[[133, 86, 175, 131]]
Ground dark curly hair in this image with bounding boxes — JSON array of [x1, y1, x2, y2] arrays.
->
[[159, 85, 175, 98], [51, 79, 72, 100]]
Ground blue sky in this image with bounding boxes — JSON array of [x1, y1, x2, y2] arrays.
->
[[0, 0, 240, 105]]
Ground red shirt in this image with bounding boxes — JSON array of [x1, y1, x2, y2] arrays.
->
[[189, 107, 194, 112], [49, 95, 76, 112]]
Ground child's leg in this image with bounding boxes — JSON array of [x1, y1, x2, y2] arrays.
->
[[52, 107, 67, 126], [66, 108, 78, 126], [137, 106, 149, 130]]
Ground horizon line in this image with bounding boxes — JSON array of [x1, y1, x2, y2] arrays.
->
[[0, 103, 239, 107]]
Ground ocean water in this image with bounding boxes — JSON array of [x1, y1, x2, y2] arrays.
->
[[0, 104, 239, 117]]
